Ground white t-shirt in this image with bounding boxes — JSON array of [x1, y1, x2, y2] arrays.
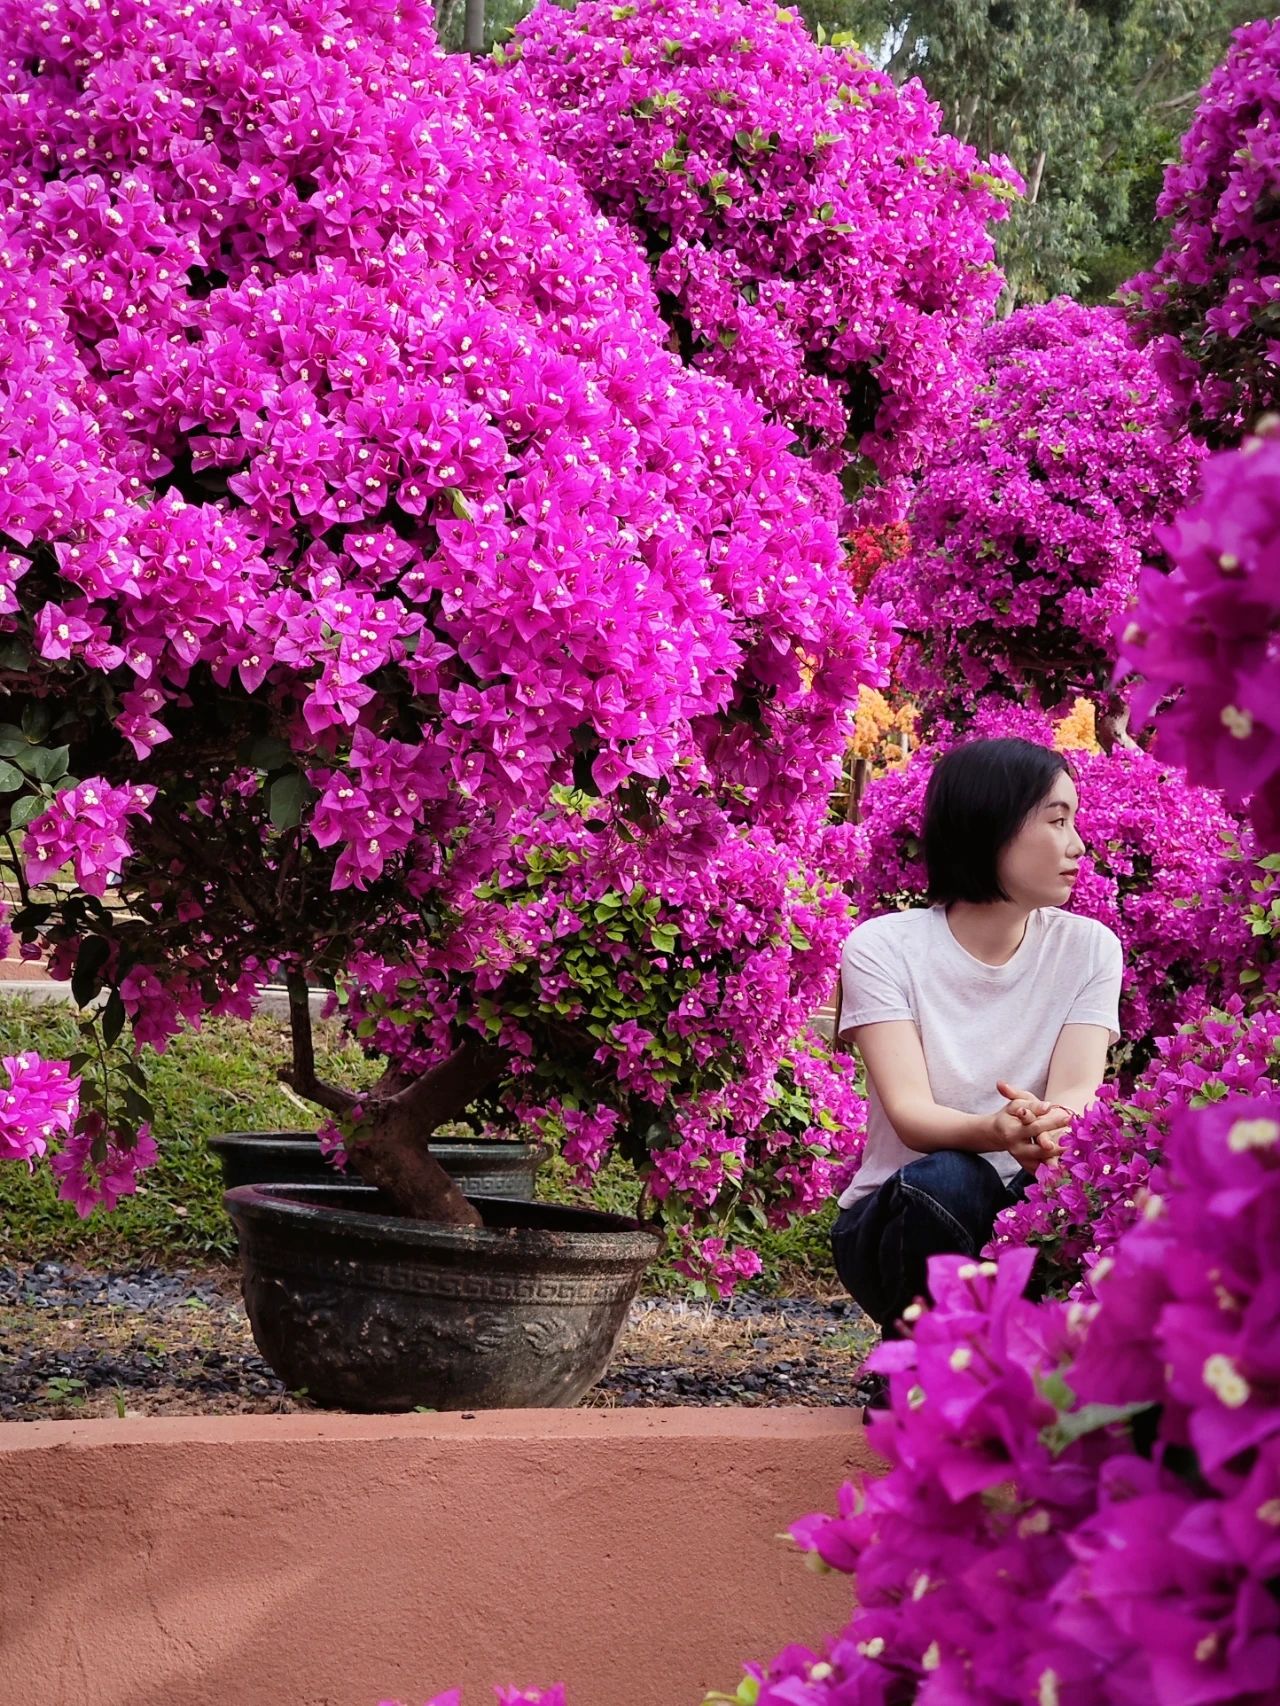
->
[[836, 905, 1123, 1208]]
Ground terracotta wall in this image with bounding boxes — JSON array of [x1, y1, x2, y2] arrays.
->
[[0, 1407, 878, 1706]]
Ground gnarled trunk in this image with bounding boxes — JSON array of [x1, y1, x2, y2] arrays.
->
[[281, 974, 503, 1227]]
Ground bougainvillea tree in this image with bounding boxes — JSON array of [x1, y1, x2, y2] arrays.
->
[[0, 0, 888, 1249], [1125, 18, 1280, 446], [845, 698, 1258, 1070], [510, 0, 1018, 510], [869, 298, 1204, 720]]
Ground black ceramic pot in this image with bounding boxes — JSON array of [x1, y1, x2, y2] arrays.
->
[[225, 1182, 661, 1412], [208, 1130, 545, 1200]]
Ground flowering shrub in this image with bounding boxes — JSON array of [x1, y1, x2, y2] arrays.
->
[[512, 0, 1018, 497], [332, 790, 865, 1283], [846, 523, 910, 599], [990, 998, 1280, 1298], [870, 299, 1204, 718], [848, 699, 1258, 1069], [1125, 19, 1280, 446], [0, 0, 892, 1229], [736, 1097, 1280, 1706], [1120, 425, 1280, 849]]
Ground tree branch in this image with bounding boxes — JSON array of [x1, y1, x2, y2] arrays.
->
[[386, 1031, 504, 1122], [279, 972, 358, 1117]]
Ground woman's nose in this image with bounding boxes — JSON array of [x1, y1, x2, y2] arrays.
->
[[1068, 828, 1086, 859]]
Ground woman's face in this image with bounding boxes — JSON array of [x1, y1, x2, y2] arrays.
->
[[996, 770, 1086, 909]]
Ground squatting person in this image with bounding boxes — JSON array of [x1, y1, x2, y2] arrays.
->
[[831, 736, 1123, 1340]]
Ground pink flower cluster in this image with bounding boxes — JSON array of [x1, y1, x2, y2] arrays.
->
[[1120, 427, 1280, 848], [990, 997, 1280, 1297], [512, 0, 1017, 498], [743, 1094, 1280, 1705], [848, 699, 1259, 1066], [871, 298, 1204, 717], [23, 780, 156, 897], [0, 1052, 79, 1166], [51, 1118, 159, 1217], [1125, 19, 1280, 445]]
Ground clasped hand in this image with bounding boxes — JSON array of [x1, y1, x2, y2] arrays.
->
[[991, 1078, 1072, 1173]]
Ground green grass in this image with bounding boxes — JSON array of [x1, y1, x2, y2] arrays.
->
[[0, 1000, 838, 1291]]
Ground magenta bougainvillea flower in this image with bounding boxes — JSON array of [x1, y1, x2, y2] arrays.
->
[[735, 1094, 1280, 1705], [871, 298, 1204, 719], [1125, 19, 1280, 446], [512, 0, 1017, 505], [1120, 426, 1280, 850]]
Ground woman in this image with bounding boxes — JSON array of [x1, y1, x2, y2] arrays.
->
[[832, 736, 1123, 1337]]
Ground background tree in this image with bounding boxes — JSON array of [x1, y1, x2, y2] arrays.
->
[[797, 0, 1257, 306]]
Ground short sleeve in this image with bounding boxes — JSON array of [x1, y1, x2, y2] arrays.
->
[[838, 921, 915, 1039], [1064, 927, 1123, 1044]]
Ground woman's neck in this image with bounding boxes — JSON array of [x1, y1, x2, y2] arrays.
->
[[944, 899, 1033, 967]]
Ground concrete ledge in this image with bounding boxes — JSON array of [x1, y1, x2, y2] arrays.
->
[[0, 1407, 877, 1706]]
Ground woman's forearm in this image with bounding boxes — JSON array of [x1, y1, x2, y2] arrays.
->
[[886, 1099, 1003, 1155]]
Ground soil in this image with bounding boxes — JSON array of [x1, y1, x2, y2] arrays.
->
[[0, 1260, 880, 1419]]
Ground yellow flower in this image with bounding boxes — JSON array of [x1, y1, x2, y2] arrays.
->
[[1054, 698, 1100, 753]]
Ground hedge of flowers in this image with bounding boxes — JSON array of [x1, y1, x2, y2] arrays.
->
[[0, 0, 892, 1228], [870, 298, 1204, 719], [1125, 18, 1280, 446], [511, 0, 1018, 500], [845, 699, 1258, 1069]]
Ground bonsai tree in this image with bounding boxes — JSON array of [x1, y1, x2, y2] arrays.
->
[[1125, 19, 1280, 447], [511, 0, 1019, 512], [869, 298, 1205, 724], [0, 0, 886, 1254]]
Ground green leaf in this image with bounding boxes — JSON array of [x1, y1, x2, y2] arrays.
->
[[1044, 1400, 1154, 1456], [101, 990, 126, 1047], [248, 736, 291, 772], [71, 936, 112, 1008], [0, 760, 23, 793], [24, 745, 69, 784], [445, 486, 474, 522], [21, 702, 50, 741], [0, 726, 28, 758], [268, 772, 306, 831], [10, 791, 46, 831]]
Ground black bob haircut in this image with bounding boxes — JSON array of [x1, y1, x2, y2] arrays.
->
[[922, 738, 1073, 906]]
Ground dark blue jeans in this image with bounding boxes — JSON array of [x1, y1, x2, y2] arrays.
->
[[831, 1151, 1029, 1334]]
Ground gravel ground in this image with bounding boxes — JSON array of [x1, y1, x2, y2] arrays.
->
[[0, 1261, 879, 1419]]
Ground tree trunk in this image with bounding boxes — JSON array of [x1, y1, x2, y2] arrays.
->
[[281, 978, 500, 1227], [348, 1103, 483, 1227], [463, 0, 485, 54]]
